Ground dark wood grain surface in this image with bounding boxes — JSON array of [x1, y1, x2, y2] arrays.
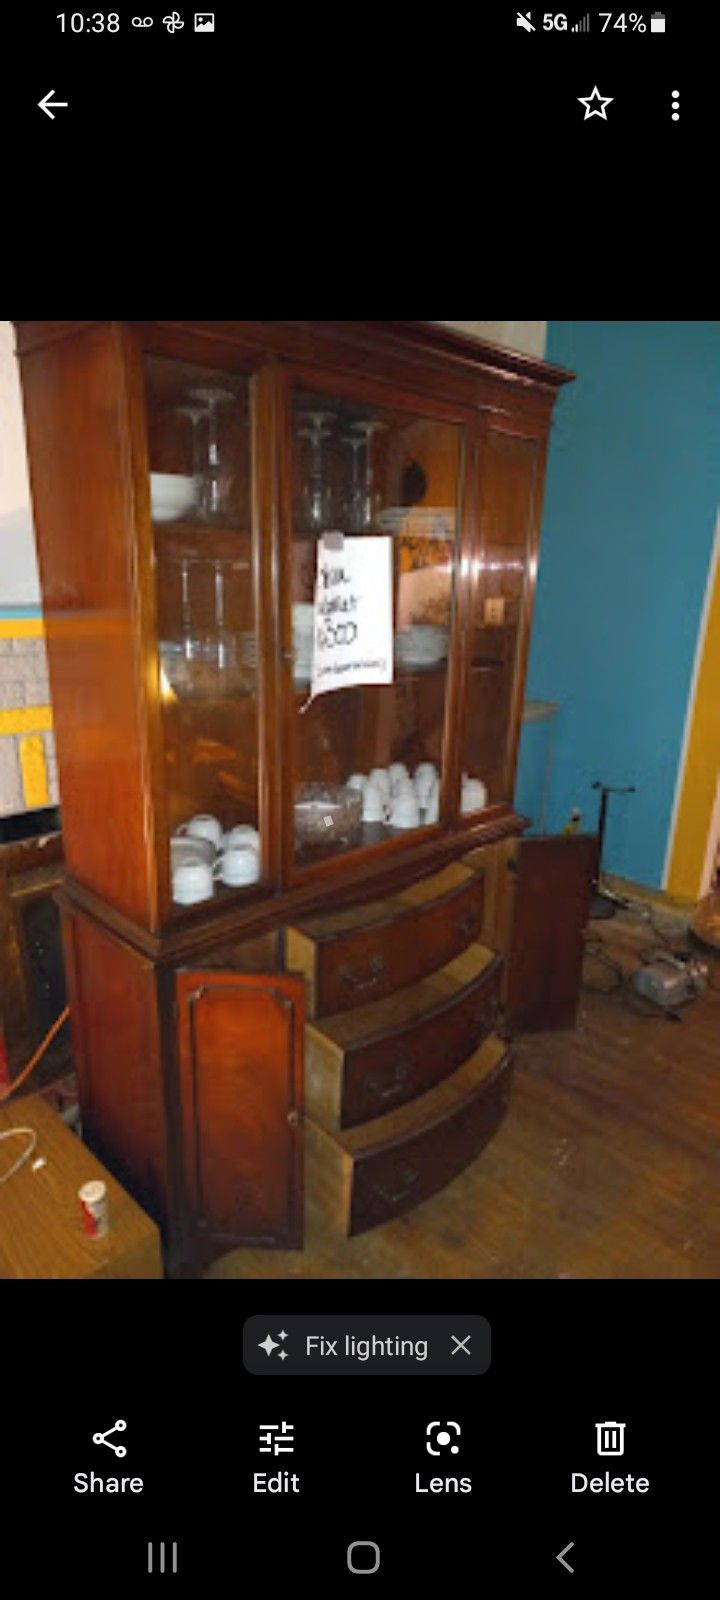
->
[[210, 908, 720, 1279]]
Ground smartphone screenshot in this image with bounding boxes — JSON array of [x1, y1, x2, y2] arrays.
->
[[1, 14, 717, 1573]]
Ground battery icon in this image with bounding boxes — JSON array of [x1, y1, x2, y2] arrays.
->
[[650, 11, 666, 29]]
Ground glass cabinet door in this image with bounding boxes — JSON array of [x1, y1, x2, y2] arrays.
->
[[287, 385, 464, 869], [460, 430, 542, 816], [143, 354, 263, 917]]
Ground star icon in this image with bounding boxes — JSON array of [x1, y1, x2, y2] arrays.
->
[[259, 1334, 279, 1356], [578, 85, 613, 120], [278, 1330, 288, 1341], [278, 1351, 288, 1361]]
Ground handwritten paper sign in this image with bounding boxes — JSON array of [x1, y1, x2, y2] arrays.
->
[[311, 534, 393, 700]]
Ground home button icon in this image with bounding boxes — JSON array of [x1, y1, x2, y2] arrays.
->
[[347, 1541, 381, 1574]]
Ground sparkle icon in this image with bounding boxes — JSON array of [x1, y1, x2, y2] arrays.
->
[[258, 1330, 290, 1358], [578, 85, 613, 120]]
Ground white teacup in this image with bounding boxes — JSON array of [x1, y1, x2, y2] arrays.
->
[[171, 836, 215, 868], [424, 781, 440, 824], [369, 767, 391, 799], [462, 779, 488, 814], [215, 846, 260, 887], [346, 773, 367, 793], [223, 824, 260, 852], [390, 793, 420, 829], [172, 858, 215, 905], [177, 813, 223, 850], [414, 762, 437, 803], [362, 782, 385, 823]]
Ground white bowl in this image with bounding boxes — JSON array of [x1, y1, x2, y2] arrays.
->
[[150, 473, 197, 523], [395, 626, 449, 666]]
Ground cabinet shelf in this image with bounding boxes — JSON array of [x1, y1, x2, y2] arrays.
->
[[291, 663, 449, 699], [154, 522, 252, 564]]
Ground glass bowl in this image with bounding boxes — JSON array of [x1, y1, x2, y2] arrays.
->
[[294, 783, 363, 848]]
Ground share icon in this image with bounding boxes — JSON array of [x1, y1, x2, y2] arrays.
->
[[92, 1419, 128, 1458]]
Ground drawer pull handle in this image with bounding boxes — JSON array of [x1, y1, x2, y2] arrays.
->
[[287, 1108, 302, 1128], [340, 954, 385, 992], [367, 1060, 411, 1102], [373, 1166, 419, 1206], [473, 997, 502, 1031], [456, 910, 481, 939]]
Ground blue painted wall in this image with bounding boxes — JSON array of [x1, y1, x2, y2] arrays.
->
[[515, 321, 720, 887]]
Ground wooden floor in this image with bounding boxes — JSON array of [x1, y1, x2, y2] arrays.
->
[[209, 907, 720, 1281]]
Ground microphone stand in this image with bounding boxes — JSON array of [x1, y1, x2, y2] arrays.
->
[[589, 781, 636, 920]]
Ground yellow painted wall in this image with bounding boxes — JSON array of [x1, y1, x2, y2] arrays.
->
[[0, 616, 53, 812], [666, 526, 720, 899]]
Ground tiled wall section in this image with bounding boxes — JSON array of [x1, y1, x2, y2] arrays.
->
[[0, 621, 58, 814]]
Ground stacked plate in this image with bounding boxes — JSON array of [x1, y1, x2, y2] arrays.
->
[[239, 632, 258, 669], [395, 625, 449, 670], [293, 603, 315, 684]]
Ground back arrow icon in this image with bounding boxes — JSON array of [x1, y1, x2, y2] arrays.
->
[[556, 1542, 575, 1573], [39, 91, 69, 119]]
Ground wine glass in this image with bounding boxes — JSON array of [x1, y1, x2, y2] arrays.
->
[[174, 403, 208, 514], [350, 419, 386, 530], [187, 386, 236, 523], [211, 558, 239, 692], [342, 433, 365, 532], [163, 556, 204, 698], [296, 410, 336, 533]]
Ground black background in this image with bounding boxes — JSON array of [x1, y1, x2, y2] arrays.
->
[[4, 0, 712, 288], [7, 5, 706, 153], [6, 1283, 713, 1586]]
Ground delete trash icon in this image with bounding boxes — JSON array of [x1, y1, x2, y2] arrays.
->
[[194, 11, 214, 28], [596, 1421, 626, 1457]]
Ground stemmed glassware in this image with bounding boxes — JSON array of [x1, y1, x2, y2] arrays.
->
[[174, 403, 207, 504], [211, 558, 240, 693], [349, 419, 386, 530], [342, 432, 366, 532], [187, 386, 236, 523], [297, 411, 336, 534]]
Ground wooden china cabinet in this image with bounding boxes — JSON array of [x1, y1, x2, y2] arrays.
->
[[14, 319, 574, 1272]]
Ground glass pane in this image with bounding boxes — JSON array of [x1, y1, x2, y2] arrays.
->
[[144, 354, 262, 914], [290, 387, 461, 866], [461, 432, 539, 814]]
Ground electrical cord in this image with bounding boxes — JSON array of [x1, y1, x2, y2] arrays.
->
[[582, 913, 688, 1022], [0, 1127, 38, 1183], [0, 1005, 71, 1104]]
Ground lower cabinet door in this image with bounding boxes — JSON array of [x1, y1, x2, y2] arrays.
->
[[505, 835, 597, 1031], [176, 971, 304, 1251]]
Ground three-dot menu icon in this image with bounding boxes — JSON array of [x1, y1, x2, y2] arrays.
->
[[671, 90, 680, 121]]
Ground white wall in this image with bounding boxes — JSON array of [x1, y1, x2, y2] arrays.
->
[[435, 321, 547, 358], [0, 320, 40, 605]]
